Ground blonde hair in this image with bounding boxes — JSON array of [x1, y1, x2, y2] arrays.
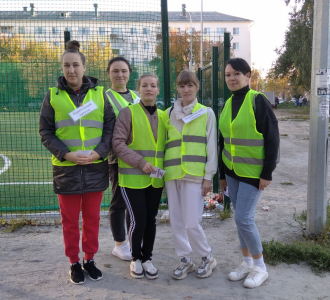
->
[[176, 70, 199, 90], [137, 73, 159, 88]]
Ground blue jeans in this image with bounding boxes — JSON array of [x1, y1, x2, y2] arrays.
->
[[226, 175, 263, 255]]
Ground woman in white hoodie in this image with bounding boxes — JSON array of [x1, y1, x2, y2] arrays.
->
[[162, 70, 218, 280]]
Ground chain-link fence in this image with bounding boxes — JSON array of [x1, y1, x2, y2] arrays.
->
[[0, 0, 165, 221], [0, 1, 227, 222]]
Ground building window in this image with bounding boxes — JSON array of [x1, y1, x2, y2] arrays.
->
[[204, 28, 210, 35], [233, 28, 239, 35], [64, 27, 72, 32], [188, 28, 195, 34], [99, 42, 106, 48], [112, 48, 123, 55], [18, 26, 25, 34], [99, 27, 105, 35], [34, 27, 46, 34], [130, 28, 137, 35], [156, 27, 161, 33], [54, 42, 60, 47], [143, 27, 150, 35], [78, 27, 90, 35], [216, 28, 226, 36], [131, 43, 138, 50], [112, 28, 122, 36], [233, 42, 239, 50], [0, 26, 14, 34], [131, 57, 138, 65], [52, 27, 59, 35], [143, 58, 149, 65], [144, 43, 150, 50]]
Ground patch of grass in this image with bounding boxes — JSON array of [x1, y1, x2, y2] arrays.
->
[[280, 182, 294, 185], [218, 209, 231, 221], [263, 203, 330, 274], [280, 134, 288, 136], [0, 218, 35, 232]]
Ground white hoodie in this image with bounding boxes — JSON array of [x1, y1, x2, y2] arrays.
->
[[166, 98, 218, 183]]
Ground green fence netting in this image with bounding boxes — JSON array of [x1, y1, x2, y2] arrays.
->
[[0, 0, 164, 218], [1, 0, 227, 221]]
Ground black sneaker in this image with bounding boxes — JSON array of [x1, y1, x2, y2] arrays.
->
[[83, 259, 103, 281], [70, 262, 86, 285]]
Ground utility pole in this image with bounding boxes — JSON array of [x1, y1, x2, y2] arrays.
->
[[307, 0, 329, 235]]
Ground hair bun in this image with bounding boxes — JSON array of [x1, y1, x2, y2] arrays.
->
[[66, 40, 80, 51]]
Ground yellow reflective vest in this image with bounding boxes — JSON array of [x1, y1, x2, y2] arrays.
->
[[105, 89, 139, 118], [50, 87, 106, 166], [219, 89, 265, 178], [162, 102, 207, 181], [118, 103, 165, 189]]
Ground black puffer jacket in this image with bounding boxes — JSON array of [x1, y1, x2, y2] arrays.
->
[[39, 75, 115, 194]]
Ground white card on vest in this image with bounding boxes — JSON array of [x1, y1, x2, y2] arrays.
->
[[149, 167, 166, 179], [69, 100, 98, 122], [133, 97, 140, 104], [77, 150, 92, 156], [182, 108, 207, 124]]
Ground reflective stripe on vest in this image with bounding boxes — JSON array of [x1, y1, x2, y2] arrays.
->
[[106, 89, 138, 118], [118, 103, 165, 189], [50, 86, 106, 166], [219, 89, 265, 178], [162, 102, 207, 181]]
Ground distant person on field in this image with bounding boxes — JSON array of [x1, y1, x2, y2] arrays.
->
[[162, 70, 218, 280], [106, 57, 140, 262], [112, 73, 164, 280], [39, 40, 115, 285], [298, 96, 303, 107], [303, 96, 307, 106], [219, 58, 279, 289]]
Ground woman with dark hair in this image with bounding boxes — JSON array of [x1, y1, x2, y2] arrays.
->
[[112, 73, 164, 279], [162, 70, 218, 280], [106, 56, 140, 261], [39, 40, 115, 284], [219, 58, 279, 288]]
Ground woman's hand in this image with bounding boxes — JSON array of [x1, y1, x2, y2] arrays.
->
[[64, 150, 101, 165], [202, 179, 212, 196], [142, 162, 155, 174], [220, 179, 227, 194], [259, 178, 271, 190]]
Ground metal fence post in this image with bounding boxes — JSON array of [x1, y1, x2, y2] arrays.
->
[[212, 46, 219, 193], [64, 31, 70, 49], [161, 0, 171, 109], [197, 67, 202, 102], [223, 32, 231, 211]]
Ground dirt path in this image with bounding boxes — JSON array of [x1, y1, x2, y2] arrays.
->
[[1, 108, 329, 300]]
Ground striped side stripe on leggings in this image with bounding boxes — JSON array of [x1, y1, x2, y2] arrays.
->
[[120, 187, 135, 249]]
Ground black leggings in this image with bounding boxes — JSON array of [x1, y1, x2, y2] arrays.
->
[[120, 185, 163, 262], [109, 163, 130, 242]]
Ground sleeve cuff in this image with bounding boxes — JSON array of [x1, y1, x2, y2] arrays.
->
[[260, 168, 273, 181], [203, 173, 213, 181], [138, 158, 147, 170]]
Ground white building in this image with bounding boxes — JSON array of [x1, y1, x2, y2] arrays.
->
[[0, 5, 252, 65]]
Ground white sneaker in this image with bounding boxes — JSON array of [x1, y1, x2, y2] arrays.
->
[[142, 260, 158, 280], [228, 261, 252, 281], [172, 257, 196, 280], [130, 260, 144, 279], [196, 256, 217, 278], [112, 241, 131, 261], [243, 265, 268, 288]]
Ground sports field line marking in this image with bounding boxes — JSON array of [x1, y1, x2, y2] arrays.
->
[[0, 154, 11, 175], [0, 182, 52, 185]]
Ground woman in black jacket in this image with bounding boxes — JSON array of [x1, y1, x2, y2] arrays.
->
[[219, 58, 279, 289], [39, 40, 115, 285]]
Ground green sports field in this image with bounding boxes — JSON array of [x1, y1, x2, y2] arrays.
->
[[0, 111, 112, 213]]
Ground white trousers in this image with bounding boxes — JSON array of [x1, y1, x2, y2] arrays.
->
[[166, 180, 211, 258]]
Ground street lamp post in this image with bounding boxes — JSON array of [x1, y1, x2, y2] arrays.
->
[[187, 11, 193, 70]]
